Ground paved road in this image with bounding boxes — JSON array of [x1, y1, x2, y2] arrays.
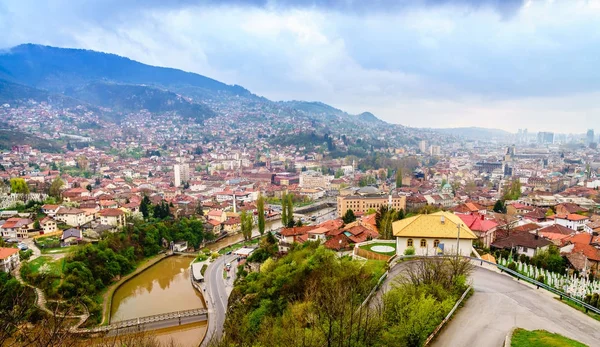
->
[[201, 254, 236, 346], [431, 267, 600, 347]]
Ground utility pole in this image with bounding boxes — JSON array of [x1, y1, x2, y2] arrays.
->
[[456, 223, 461, 258]]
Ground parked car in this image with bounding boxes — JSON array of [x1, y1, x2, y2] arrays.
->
[[17, 243, 28, 251], [226, 262, 231, 271]]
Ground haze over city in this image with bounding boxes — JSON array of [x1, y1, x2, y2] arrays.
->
[[2, 0, 600, 132]]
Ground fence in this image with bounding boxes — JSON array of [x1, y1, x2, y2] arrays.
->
[[355, 247, 393, 261]]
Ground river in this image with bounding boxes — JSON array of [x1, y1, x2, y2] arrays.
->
[[110, 256, 206, 347]]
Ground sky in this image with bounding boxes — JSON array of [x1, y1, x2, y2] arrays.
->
[[1, 0, 600, 133]]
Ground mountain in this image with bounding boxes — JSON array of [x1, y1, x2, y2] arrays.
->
[[279, 101, 346, 117], [434, 127, 513, 141], [0, 129, 61, 153], [0, 44, 253, 100], [357, 112, 386, 124], [66, 82, 216, 122]]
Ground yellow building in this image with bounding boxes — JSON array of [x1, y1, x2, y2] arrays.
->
[[337, 193, 406, 218], [392, 212, 476, 256]]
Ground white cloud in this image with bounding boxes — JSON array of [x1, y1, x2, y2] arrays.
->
[[2, 0, 600, 132]]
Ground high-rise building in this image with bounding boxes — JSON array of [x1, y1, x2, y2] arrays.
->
[[419, 140, 427, 153], [537, 132, 554, 145], [430, 145, 441, 156], [587, 129, 595, 145], [173, 163, 190, 187]]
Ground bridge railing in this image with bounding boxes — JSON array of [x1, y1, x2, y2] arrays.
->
[[394, 255, 600, 316], [79, 308, 208, 333]]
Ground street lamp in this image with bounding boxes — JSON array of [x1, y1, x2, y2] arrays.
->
[[456, 223, 461, 258]]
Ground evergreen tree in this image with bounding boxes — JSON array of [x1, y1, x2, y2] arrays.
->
[[493, 200, 507, 214], [140, 195, 151, 219], [240, 210, 254, 241], [286, 194, 294, 227], [257, 194, 265, 235], [281, 193, 288, 227], [395, 169, 403, 188], [342, 209, 356, 224]]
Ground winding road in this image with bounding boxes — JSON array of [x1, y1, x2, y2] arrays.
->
[[378, 260, 600, 347], [432, 267, 600, 347], [201, 253, 236, 347]]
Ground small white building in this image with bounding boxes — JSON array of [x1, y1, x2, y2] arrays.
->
[[0, 248, 20, 272], [392, 212, 477, 257]]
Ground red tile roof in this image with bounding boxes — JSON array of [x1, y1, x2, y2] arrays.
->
[[0, 247, 19, 259]]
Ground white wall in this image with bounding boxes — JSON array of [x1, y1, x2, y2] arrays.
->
[[396, 237, 473, 257]]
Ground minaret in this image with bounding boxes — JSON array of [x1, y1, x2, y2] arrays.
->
[[233, 193, 237, 214]]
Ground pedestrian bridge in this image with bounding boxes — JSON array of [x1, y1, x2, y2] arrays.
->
[[76, 308, 208, 334]]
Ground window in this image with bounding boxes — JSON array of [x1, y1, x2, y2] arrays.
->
[[420, 239, 427, 248], [434, 239, 440, 248], [407, 239, 413, 247]]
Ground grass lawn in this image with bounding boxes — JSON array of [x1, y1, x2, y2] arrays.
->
[[359, 242, 397, 256], [25, 256, 64, 276], [40, 245, 75, 255], [511, 329, 588, 347], [35, 236, 61, 248], [218, 238, 260, 255]]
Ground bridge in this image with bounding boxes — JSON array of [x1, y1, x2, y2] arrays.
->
[[75, 308, 208, 334]]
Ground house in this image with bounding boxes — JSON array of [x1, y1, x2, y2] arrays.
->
[[307, 227, 329, 242], [223, 217, 241, 233], [55, 207, 90, 227], [324, 234, 351, 251], [507, 203, 534, 216], [41, 204, 61, 217], [452, 202, 487, 215], [342, 224, 379, 244], [61, 228, 82, 246], [0, 218, 34, 239], [206, 219, 222, 234], [207, 209, 227, 223], [40, 217, 58, 234], [457, 214, 498, 248], [0, 247, 20, 272], [278, 226, 317, 252], [555, 203, 588, 216], [560, 233, 600, 276], [553, 214, 590, 232], [491, 232, 552, 257], [98, 208, 126, 228], [392, 212, 477, 256]]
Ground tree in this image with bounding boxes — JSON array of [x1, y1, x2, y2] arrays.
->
[[286, 194, 294, 228], [240, 210, 254, 241], [85, 184, 92, 192], [48, 176, 64, 199], [257, 194, 265, 236], [503, 180, 522, 201], [9, 178, 29, 194], [281, 193, 288, 227], [140, 195, 151, 219], [335, 168, 344, 178], [493, 200, 507, 214], [33, 220, 40, 229], [396, 169, 403, 188], [342, 209, 356, 224]]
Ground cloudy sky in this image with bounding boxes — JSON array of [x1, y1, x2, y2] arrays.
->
[[1, 0, 600, 133]]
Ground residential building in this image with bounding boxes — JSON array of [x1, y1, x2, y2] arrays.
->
[[0, 218, 34, 239], [174, 163, 190, 187], [457, 214, 498, 248], [0, 248, 20, 272], [98, 208, 126, 228], [392, 212, 477, 256], [491, 232, 552, 257], [40, 217, 58, 234], [553, 214, 590, 232], [61, 228, 82, 246], [55, 207, 91, 227]]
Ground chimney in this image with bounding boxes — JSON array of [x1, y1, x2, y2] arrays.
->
[[535, 230, 539, 240], [481, 214, 485, 221], [441, 215, 445, 224]]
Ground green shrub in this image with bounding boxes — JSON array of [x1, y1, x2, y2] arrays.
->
[[507, 262, 517, 271], [404, 247, 415, 256], [584, 294, 592, 304], [536, 275, 545, 284], [590, 293, 599, 308]]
